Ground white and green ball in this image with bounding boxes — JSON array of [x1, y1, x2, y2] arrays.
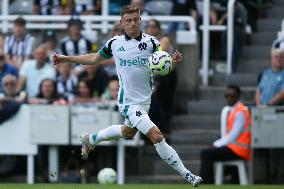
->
[[148, 51, 174, 76], [97, 168, 117, 184]]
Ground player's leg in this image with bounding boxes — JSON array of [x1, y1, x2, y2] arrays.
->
[[127, 105, 202, 187], [81, 125, 137, 160], [145, 125, 202, 187], [81, 105, 138, 160]]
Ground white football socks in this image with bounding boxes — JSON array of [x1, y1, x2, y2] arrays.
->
[[154, 139, 191, 177], [89, 125, 123, 145]]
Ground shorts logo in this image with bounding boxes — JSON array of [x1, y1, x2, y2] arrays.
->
[[136, 111, 142, 117], [138, 42, 147, 51]]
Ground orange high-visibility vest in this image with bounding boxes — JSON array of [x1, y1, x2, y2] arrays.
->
[[226, 102, 251, 160]]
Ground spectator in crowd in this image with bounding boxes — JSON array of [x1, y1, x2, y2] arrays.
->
[[60, 18, 94, 56], [4, 17, 35, 69], [218, 1, 247, 70], [57, 63, 78, 102], [238, 0, 266, 32], [0, 55, 18, 93], [102, 76, 119, 101], [111, 22, 125, 37], [29, 79, 67, 105], [145, 19, 176, 135], [71, 79, 96, 104], [73, 0, 96, 15], [130, 0, 151, 31], [60, 18, 96, 74], [255, 48, 284, 106], [195, 0, 218, 25], [0, 75, 17, 98], [0, 75, 24, 177], [0, 74, 24, 124], [200, 85, 251, 183], [131, 0, 151, 15], [146, 19, 171, 52], [93, 0, 102, 15], [58, 0, 73, 15], [33, 0, 61, 15], [168, 0, 197, 33], [42, 30, 57, 64], [57, 0, 101, 15], [78, 64, 109, 98], [17, 45, 56, 98]]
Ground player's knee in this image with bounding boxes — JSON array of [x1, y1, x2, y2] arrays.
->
[[147, 127, 164, 144], [122, 126, 137, 139]]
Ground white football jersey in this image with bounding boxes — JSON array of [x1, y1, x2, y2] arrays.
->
[[99, 33, 161, 106]]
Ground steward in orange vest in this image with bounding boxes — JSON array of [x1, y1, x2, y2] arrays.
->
[[200, 85, 251, 183], [227, 102, 251, 160]]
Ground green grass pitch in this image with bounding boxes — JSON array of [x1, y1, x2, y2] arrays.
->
[[0, 184, 284, 189]]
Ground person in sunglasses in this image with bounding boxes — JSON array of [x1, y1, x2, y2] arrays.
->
[[200, 85, 251, 183]]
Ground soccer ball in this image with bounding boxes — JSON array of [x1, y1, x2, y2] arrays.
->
[[97, 168, 117, 184], [148, 51, 174, 76]]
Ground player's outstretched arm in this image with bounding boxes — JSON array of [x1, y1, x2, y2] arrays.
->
[[172, 50, 183, 64], [53, 52, 105, 66]]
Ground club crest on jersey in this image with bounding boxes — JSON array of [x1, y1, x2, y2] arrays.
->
[[138, 42, 147, 51]]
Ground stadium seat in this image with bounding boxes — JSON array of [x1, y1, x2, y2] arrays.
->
[[215, 160, 249, 185], [9, 0, 33, 15], [144, 0, 173, 15], [214, 106, 250, 185]]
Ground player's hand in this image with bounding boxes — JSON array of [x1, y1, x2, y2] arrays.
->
[[172, 50, 182, 64], [52, 52, 66, 66]]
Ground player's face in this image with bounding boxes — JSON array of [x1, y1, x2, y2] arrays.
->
[[120, 12, 141, 37]]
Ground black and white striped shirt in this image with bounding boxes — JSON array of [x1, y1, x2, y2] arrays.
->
[[4, 34, 35, 58], [56, 74, 78, 101], [60, 35, 92, 56]]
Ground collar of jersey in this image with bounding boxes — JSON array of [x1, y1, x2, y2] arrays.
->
[[124, 32, 142, 41]]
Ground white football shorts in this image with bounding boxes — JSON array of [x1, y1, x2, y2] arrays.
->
[[118, 104, 156, 135]]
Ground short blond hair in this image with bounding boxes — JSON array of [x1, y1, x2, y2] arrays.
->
[[120, 5, 140, 16]]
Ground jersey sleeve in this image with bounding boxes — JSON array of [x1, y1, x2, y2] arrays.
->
[[150, 37, 162, 53], [98, 37, 117, 59]]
